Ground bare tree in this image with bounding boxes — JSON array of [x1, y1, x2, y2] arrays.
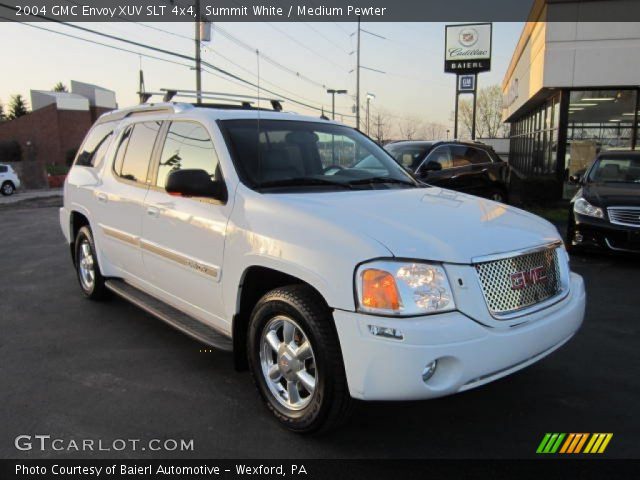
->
[[457, 84, 507, 139], [421, 122, 448, 140], [398, 116, 421, 141], [371, 109, 392, 145]]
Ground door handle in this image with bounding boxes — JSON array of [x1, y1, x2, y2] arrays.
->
[[146, 206, 160, 218], [96, 192, 108, 203]]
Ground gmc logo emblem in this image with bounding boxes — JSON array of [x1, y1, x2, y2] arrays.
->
[[510, 266, 547, 290]]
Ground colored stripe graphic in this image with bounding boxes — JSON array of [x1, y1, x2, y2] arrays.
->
[[538, 433, 613, 454]]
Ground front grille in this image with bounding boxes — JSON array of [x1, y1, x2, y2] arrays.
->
[[474, 247, 562, 317], [608, 207, 640, 227]]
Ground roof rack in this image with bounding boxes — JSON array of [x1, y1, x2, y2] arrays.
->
[[138, 89, 284, 112]]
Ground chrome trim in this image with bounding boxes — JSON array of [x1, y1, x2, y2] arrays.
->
[[607, 206, 640, 228], [140, 239, 220, 279], [101, 225, 140, 246], [605, 238, 640, 253], [471, 240, 563, 264]]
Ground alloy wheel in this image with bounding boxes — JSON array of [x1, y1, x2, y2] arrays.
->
[[78, 239, 95, 291], [259, 315, 317, 411]]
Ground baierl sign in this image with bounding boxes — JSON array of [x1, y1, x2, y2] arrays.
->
[[444, 23, 492, 74]]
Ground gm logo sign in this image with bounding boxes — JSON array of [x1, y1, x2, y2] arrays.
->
[[458, 75, 475, 92]]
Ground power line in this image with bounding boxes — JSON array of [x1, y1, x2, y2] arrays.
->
[[0, 17, 194, 70]]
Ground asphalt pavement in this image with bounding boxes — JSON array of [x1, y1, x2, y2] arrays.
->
[[1, 203, 638, 459]]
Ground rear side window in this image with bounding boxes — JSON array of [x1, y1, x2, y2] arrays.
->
[[0, 165, 7, 173], [452, 146, 492, 167], [424, 146, 453, 170], [156, 122, 220, 188], [115, 121, 161, 184], [75, 122, 115, 167]]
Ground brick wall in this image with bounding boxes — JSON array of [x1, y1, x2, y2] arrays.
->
[[0, 104, 109, 189]]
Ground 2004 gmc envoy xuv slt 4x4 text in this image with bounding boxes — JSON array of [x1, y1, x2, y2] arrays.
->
[[60, 97, 586, 433]]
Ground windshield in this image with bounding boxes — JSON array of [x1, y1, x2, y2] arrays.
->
[[588, 156, 640, 184], [385, 143, 432, 171], [219, 119, 418, 192]]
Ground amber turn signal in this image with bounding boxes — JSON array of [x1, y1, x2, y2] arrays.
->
[[361, 269, 401, 311]]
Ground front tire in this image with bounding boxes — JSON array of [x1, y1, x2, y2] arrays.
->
[[74, 226, 109, 300], [247, 285, 353, 433], [1, 181, 15, 196]]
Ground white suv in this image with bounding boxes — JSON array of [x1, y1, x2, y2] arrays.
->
[[60, 100, 586, 433], [0, 163, 21, 195]]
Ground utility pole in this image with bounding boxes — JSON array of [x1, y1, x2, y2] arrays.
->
[[195, 0, 202, 104], [356, 16, 361, 131]]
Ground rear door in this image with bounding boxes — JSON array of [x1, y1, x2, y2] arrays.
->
[[416, 145, 460, 189], [141, 120, 232, 329], [94, 121, 162, 282], [457, 146, 495, 197]]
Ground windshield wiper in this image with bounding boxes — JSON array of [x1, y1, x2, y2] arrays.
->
[[346, 176, 417, 187], [255, 177, 353, 190]]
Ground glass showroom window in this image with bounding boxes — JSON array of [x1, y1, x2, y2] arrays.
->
[[565, 90, 638, 177]]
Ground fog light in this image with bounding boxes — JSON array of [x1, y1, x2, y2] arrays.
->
[[368, 324, 403, 340], [422, 360, 438, 383], [574, 232, 583, 243]]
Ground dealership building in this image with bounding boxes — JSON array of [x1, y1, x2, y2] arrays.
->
[[502, 0, 640, 201]]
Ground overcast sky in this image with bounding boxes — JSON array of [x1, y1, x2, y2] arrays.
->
[[0, 21, 523, 129]]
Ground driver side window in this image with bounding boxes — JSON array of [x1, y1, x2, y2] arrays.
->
[[422, 146, 453, 170], [156, 122, 220, 188]]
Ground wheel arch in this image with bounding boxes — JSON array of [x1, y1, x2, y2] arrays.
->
[[232, 265, 331, 371], [69, 210, 91, 265]]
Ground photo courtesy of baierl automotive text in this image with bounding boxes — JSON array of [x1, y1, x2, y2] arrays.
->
[[0, 0, 638, 478]]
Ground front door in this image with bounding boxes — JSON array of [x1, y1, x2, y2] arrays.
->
[[141, 121, 232, 330]]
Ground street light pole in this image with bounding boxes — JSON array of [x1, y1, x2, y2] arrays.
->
[[366, 93, 375, 136], [326, 89, 348, 120]]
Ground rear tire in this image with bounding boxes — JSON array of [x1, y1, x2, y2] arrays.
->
[[74, 226, 109, 300], [1, 181, 15, 196], [247, 285, 353, 434]]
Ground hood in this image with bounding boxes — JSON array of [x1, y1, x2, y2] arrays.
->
[[582, 182, 640, 208], [268, 187, 561, 264]]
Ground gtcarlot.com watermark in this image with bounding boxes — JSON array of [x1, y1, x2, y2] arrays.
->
[[15, 435, 194, 452]]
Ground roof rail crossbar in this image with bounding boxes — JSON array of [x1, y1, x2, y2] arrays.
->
[[157, 88, 284, 111]]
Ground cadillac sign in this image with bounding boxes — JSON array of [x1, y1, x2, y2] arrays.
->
[[445, 23, 492, 74]]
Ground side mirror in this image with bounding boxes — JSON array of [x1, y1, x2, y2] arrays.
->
[[568, 174, 582, 185], [165, 169, 227, 202]]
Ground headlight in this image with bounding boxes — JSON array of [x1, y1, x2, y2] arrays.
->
[[356, 260, 456, 316], [574, 197, 604, 219]]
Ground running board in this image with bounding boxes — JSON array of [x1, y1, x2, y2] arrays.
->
[[105, 279, 233, 352]]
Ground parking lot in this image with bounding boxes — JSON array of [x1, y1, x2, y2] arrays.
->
[[1, 201, 638, 459]]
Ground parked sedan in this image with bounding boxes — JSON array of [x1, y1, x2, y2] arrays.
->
[[567, 150, 640, 254], [385, 140, 510, 203]]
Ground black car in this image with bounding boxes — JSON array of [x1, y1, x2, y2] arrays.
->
[[385, 140, 510, 203], [567, 150, 640, 254]]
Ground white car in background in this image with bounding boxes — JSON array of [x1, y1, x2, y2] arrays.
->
[[60, 98, 586, 433], [0, 163, 21, 196]]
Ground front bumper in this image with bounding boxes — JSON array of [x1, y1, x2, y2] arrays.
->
[[333, 272, 585, 401], [573, 213, 640, 253]]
